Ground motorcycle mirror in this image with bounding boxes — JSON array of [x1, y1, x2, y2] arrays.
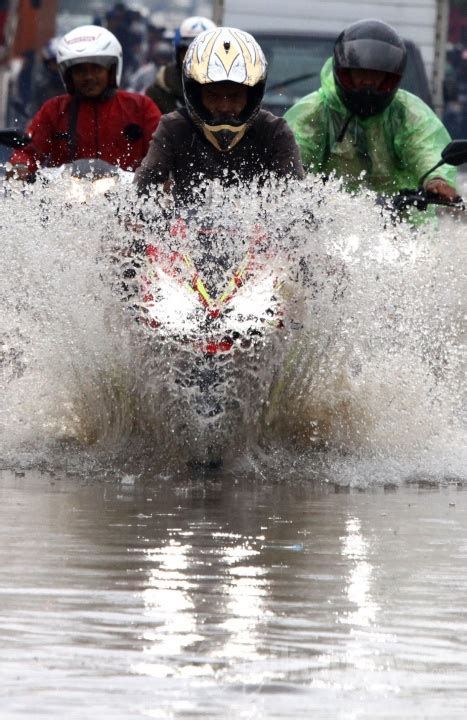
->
[[441, 139, 467, 166], [0, 129, 31, 148], [418, 139, 467, 188]]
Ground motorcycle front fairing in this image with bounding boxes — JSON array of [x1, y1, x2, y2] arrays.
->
[[136, 219, 285, 355]]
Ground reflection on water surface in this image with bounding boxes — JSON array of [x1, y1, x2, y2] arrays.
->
[[1, 470, 467, 719]]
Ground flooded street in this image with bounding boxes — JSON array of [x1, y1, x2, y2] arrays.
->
[[1, 176, 466, 718], [2, 469, 467, 719]]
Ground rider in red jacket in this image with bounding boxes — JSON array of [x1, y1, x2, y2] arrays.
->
[[9, 25, 161, 179]]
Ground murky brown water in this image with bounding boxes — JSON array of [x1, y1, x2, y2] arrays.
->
[[1, 469, 467, 719]]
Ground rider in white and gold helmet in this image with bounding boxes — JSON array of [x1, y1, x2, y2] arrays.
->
[[182, 27, 267, 151], [134, 27, 303, 202]]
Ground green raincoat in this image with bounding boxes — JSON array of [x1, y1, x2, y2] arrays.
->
[[284, 58, 456, 195]]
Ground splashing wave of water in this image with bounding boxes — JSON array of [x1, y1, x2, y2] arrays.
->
[[0, 173, 465, 485]]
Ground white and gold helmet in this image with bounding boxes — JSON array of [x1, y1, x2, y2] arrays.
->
[[182, 27, 267, 151]]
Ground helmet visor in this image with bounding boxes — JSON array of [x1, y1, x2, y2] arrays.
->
[[336, 68, 401, 94], [60, 55, 117, 72]]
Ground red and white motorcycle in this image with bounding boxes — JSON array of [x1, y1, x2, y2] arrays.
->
[[126, 215, 295, 468]]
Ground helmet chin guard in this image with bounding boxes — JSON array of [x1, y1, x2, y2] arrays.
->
[[202, 121, 247, 152]]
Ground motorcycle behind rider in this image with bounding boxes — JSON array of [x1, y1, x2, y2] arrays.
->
[[284, 19, 459, 204], [8, 25, 162, 181], [135, 27, 304, 204]]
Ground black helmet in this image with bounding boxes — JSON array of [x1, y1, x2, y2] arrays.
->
[[333, 19, 407, 119]]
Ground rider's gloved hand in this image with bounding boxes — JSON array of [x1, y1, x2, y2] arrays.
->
[[425, 178, 461, 203]]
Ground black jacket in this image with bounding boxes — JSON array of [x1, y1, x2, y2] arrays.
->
[[134, 108, 304, 203], [145, 62, 184, 115]]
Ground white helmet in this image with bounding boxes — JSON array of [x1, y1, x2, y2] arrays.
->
[[56, 25, 123, 93], [174, 15, 217, 68]]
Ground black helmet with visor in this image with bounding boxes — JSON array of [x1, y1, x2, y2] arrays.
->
[[333, 19, 407, 119]]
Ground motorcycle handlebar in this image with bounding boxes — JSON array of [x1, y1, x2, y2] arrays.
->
[[382, 188, 465, 215]]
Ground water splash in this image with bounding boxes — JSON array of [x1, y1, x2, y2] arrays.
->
[[0, 173, 465, 485]]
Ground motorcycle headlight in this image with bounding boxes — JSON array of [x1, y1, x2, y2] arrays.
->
[[225, 274, 279, 331], [143, 270, 202, 334], [67, 176, 117, 202]]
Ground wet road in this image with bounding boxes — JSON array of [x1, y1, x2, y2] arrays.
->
[[1, 469, 467, 719]]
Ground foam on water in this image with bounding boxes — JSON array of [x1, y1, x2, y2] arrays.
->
[[0, 173, 465, 485]]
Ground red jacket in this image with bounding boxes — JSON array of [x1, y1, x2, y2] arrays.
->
[[10, 90, 161, 174]]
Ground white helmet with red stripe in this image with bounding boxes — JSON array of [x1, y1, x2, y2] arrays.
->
[[56, 25, 123, 92]]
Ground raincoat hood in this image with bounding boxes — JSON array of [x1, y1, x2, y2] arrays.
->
[[319, 57, 347, 114]]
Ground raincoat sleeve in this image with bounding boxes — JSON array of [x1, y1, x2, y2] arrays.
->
[[393, 92, 457, 188], [284, 91, 328, 173]]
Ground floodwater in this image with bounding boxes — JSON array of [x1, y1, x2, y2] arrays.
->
[[2, 470, 467, 719], [1, 174, 466, 717]]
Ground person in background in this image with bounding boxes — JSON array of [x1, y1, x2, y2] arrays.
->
[[135, 27, 304, 204], [144, 21, 166, 65], [128, 28, 172, 95], [284, 19, 459, 202], [145, 15, 217, 114], [8, 25, 161, 181], [100, 2, 144, 85], [29, 37, 64, 116]]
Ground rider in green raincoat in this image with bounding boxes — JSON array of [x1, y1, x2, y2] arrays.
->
[[284, 20, 458, 204]]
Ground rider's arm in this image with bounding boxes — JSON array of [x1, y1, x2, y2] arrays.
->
[[133, 115, 174, 194], [267, 115, 305, 179], [393, 92, 458, 194], [139, 95, 162, 152], [284, 91, 328, 173], [8, 99, 59, 178]]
